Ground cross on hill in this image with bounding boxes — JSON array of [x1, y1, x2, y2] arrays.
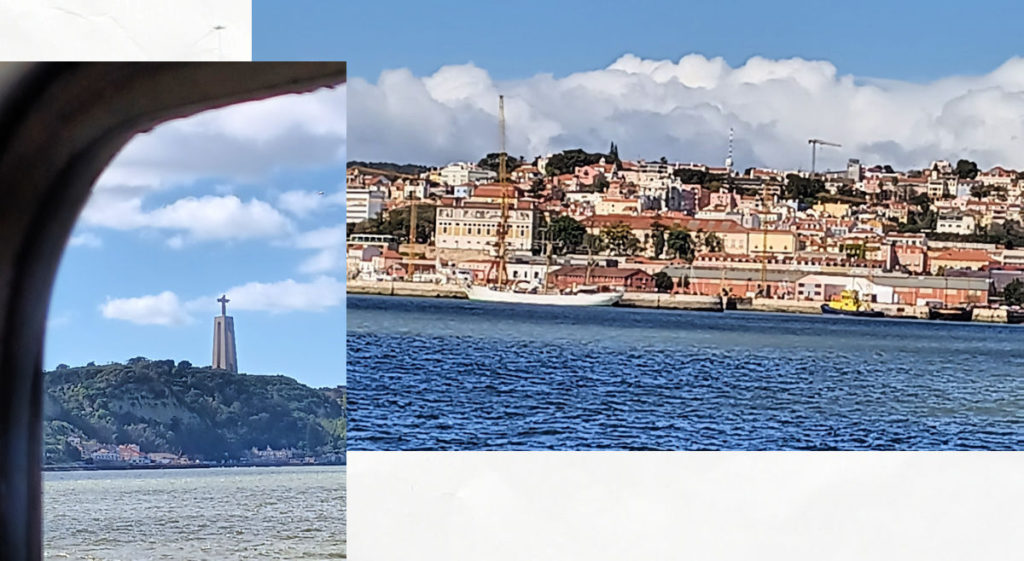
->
[[217, 294, 229, 316]]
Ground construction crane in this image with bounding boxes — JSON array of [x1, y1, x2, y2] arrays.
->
[[407, 191, 417, 277], [807, 138, 841, 176]]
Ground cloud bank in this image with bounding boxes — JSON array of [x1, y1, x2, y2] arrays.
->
[[349, 54, 1024, 171], [101, 276, 346, 326]]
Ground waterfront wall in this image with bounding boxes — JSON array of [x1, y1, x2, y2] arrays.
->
[[971, 308, 1009, 323], [619, 293, 723, 312], [347, 280, 466, 298]]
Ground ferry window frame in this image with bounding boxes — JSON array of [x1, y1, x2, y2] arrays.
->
[[0, 61, 346, 560]]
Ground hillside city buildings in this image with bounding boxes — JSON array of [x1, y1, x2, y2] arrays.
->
[[346, 154, 1024, 307]]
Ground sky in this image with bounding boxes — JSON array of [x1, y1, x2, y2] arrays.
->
[[45, 84, 348, 388], [252, 0, 1024, 173]]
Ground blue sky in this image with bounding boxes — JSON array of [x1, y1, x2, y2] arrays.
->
[[45, 85, 348, 388], [255, 0, 1022, 82], [282, 0, 1024, 172]]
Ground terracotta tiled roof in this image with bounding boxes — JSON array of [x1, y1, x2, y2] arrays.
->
[[932, 249, 995, 263]]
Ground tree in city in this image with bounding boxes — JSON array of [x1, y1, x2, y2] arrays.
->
[[955, 159, 979, 180], [548, 215, 586, 254], [1004, 279, 1024, 306], [666, 228, 695, 261], [599, 222, 641, 255], [583, 233, 606, 253], [528, 178, 545, 198], [970, 184, 992, 200], [701, 231, 724, 254], [591, 175, 610, 193], [653, 271, 674, 293], [477, 152, 524, 175], [651, 222, 667, 258]]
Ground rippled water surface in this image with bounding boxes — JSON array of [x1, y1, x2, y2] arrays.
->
[[45, 466, 346, 560], [348, 295, 1024, 450]]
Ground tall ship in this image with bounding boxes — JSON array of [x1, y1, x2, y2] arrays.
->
[[463, 95, 623, 307]]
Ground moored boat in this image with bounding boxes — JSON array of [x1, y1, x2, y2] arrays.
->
[[820, 289, 885, 318], [927, 306, 973, 322], [465, 284, 623, 306]]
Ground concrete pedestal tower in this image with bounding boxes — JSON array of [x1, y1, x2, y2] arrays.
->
[[212, 294, 237, 373]]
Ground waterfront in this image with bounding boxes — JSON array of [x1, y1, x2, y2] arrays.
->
[[348, 294, 1024, 450], [44, 466, 346, 560]]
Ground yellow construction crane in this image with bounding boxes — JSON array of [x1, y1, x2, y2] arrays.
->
[[407, 190, 417, 277], [808, 138, 841, 176]]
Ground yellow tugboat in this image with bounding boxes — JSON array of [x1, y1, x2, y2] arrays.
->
[[820, 289, 884, 318]]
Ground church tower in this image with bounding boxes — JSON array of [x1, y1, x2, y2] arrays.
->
[[212, 294, 237, 373]]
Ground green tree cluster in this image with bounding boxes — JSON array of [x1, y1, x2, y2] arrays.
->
[[43, 359, 347, 464], [352, 204, 436, 244], [544, 149, 614, 176], [477, 152, 524, 175]]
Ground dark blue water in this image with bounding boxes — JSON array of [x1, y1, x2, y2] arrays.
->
[[347, 295, 1024, 450]]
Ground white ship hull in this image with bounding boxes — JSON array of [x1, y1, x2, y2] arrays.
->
[[464, 285, 623, 306]]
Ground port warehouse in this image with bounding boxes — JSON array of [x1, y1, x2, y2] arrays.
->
[[348, 239, 997, 305], [660, 266, 990, 305]]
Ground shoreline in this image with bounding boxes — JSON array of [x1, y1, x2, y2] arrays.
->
[[347, 280, 1021, 323], [43, 461, 346, 472]]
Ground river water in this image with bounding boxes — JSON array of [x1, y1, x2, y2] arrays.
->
[[347, 295, 1024, 450], [44, 466, 346, 560]]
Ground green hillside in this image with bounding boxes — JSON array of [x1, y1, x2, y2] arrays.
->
[[43, 358, 345, 465]]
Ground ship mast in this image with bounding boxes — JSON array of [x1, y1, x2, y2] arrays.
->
[[494, 94, 510, 287]]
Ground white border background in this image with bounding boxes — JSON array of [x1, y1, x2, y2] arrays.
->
[[0, 0, 250, 60], [351, 451, 1024, 560]]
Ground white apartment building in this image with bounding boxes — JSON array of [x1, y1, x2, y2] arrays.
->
[[935, 213, 977, 235], [346, 188, 386, 224], [435, 203, 536, 252], [438, 162, 497, 186]]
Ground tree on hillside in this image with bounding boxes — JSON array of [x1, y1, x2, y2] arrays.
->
[[591, 176, 610, 193], [478, 152, 524, 175], [599, 223, 641, 255], [651, 222, 667, 258], [548, 215, 586, 254], [544, 149, 610, 176], [1004, 279, 1024, 306], [784, 174, 827, 207], [673, 168, 709, 185], [608, 141, 621, 165], [954, 159, 979, 179], [667, 229, 695, 262], [653, 271, 674, 293]]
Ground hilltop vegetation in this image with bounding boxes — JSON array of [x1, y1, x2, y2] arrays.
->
[[43, 358, 345, 464], [347, 160, 430, 176]]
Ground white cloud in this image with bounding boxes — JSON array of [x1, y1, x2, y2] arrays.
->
[[293, 225, 347, 274], [277, 189, 345, 218], [187, 276, 345, 314], [68, 232, 102, 248], [101, 291, 193, 326], [350, 54, 1024, 171], [96, 85, 347, 189], [80, 193, 293, 244]]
